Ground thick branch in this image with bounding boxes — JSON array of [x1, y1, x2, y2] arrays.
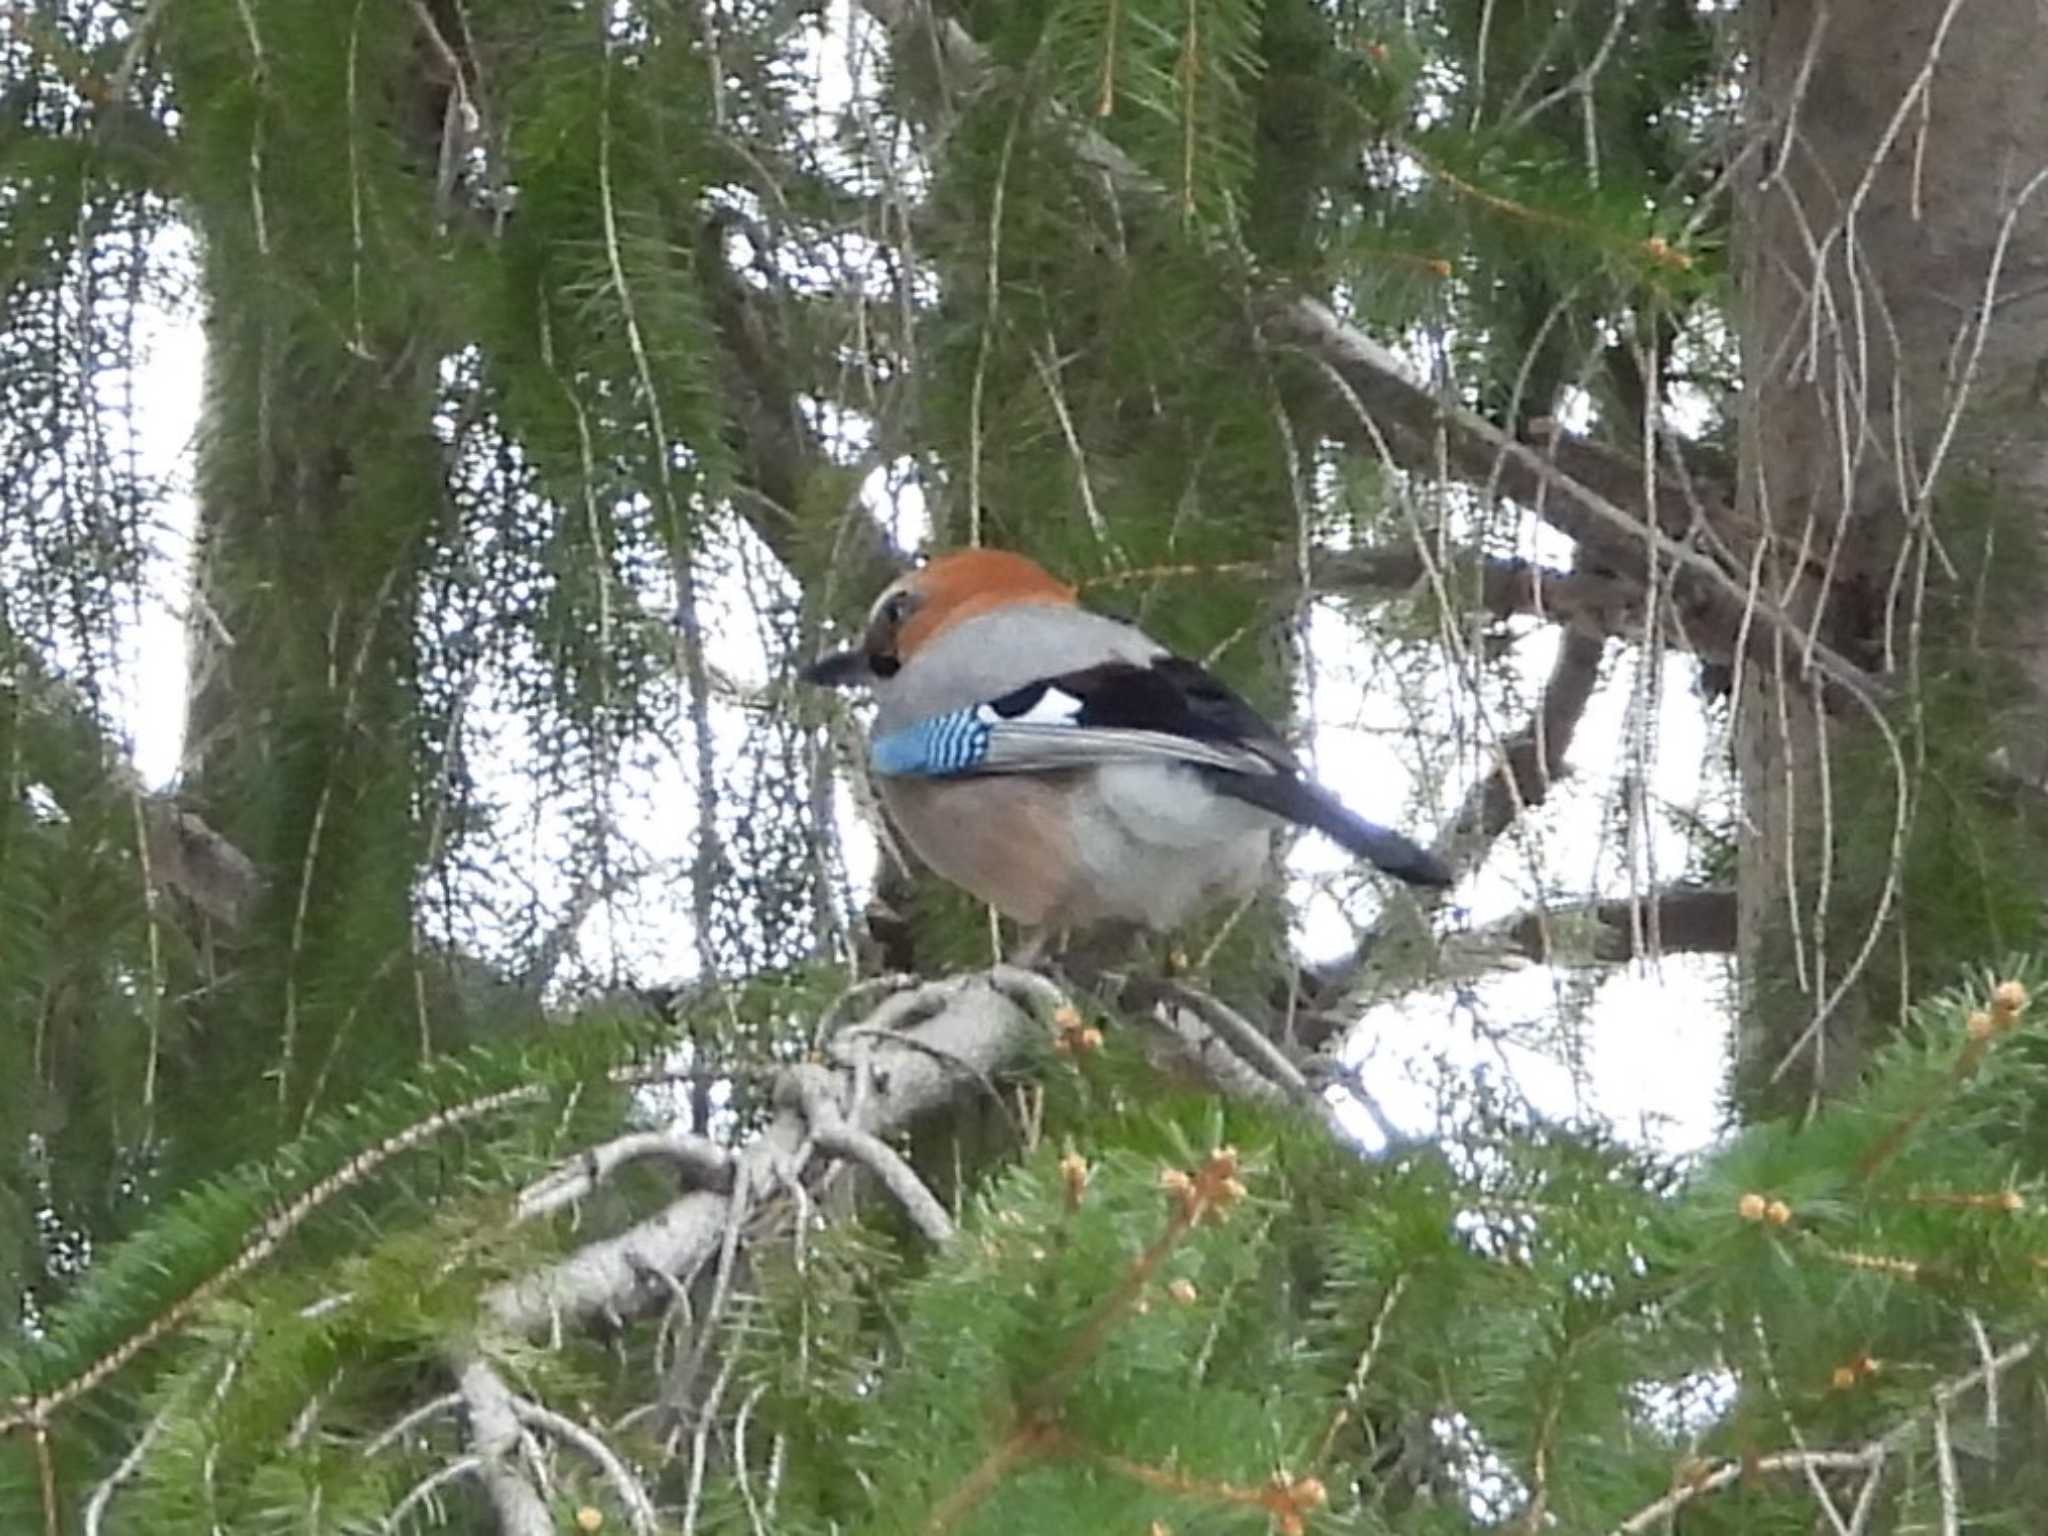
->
[[483, 973, 1035, 1336], [514, 1126, 735, 1222], [1316, 548, 1645, 640], [788, 1063, 957, 1244], [1492, 884, 1737, 964], [1454, 627, 1607, 852], [698, 214, 901, 603], [1268, 301, 1881, 701], [454, 1357, 552, 1536], [1297, 625, 1607, 1043]]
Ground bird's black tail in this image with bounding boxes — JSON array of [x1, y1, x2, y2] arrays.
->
[[1210, 771, 1454, 888]]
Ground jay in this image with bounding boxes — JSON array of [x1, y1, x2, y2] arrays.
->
[[805, 549, 1452, 935]]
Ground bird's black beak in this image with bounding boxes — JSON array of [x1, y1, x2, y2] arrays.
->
[[802, 649, 874, 687]]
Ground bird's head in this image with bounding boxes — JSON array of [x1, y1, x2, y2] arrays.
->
[[803, 548, 1077, 686]]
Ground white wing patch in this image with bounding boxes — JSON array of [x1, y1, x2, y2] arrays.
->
[[983, 686, 1084, 727]]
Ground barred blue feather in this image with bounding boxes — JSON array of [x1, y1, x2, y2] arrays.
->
[[870, 708, 995, 776]]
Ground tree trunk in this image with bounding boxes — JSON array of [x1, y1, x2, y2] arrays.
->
[[1735, 0, 2048, 1113]]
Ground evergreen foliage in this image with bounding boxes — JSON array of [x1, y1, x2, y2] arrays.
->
[[1, 0, 2043, 1530]]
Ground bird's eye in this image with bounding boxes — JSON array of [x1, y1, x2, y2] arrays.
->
[[878, 590, 916, 627]]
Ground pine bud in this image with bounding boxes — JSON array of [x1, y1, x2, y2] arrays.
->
[[1058, 1150, 1090, 1208]]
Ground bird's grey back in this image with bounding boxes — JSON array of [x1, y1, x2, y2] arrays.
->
[[874, 604, 1161, 729]]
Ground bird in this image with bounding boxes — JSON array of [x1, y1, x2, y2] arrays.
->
[[804, 548, 1452, 937]]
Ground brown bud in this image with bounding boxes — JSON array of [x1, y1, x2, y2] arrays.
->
[[1058, 1150, 1090, 1208]]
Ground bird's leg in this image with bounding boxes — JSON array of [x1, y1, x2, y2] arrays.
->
[[1007, 925, 1060, 970]]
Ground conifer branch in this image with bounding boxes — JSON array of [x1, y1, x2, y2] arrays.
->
[[1612, 1336, 2036, 1533], [922, 1413, 1061, 1533], [1033, 1148, 1246, 1406], [1312, 1272, 1410, 1470], [928, 1150, 1250, 1529], [383, 1454, 484, 1533], [0, 1081, 550, 1440], [1080, 1440, 1329, 1536], [363, 1391, 464, 1459]]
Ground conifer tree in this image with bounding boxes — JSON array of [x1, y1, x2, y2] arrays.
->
[[4, 0, 2048, 1531]]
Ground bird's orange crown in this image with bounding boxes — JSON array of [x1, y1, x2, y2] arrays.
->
[[889, 548, 1077, 658]]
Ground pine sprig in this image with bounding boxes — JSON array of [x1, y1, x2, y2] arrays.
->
[[0, 1017, 670, 1439]]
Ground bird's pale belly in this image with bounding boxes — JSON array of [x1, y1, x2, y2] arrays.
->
[[881, 766, 1273, 930]]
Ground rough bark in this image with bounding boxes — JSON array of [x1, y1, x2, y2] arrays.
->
[[1735, 0, 2048, 1110]]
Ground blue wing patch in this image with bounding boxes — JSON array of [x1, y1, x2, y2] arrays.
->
[[870, 708, 994, 777], [871, 687, 1086, 778]]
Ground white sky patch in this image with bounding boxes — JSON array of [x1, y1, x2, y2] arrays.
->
[[111, 222, 202, 792], [1294, 587, 1730, 1154]]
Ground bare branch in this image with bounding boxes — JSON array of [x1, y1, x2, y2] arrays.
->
[[382, 1455, 482, 1533], [1490, 885, 1737, 964], [1317, 548, 1647, 642], [1297, 624, 1607, 1039], [511, 1395, 660, 1535], [855, 0, 1887, 711], [697, 214, 900, 601], [1452, 628, 1608, 855], [454, 1357, 552, 1536], [483, 973, 1035, 1337], [516, 1127, 736, 1223], [784, 1063, 956, 1245]]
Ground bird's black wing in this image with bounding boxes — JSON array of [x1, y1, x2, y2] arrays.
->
[[985, 656, 1297, 767], [985, 658, 1452, 888]]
